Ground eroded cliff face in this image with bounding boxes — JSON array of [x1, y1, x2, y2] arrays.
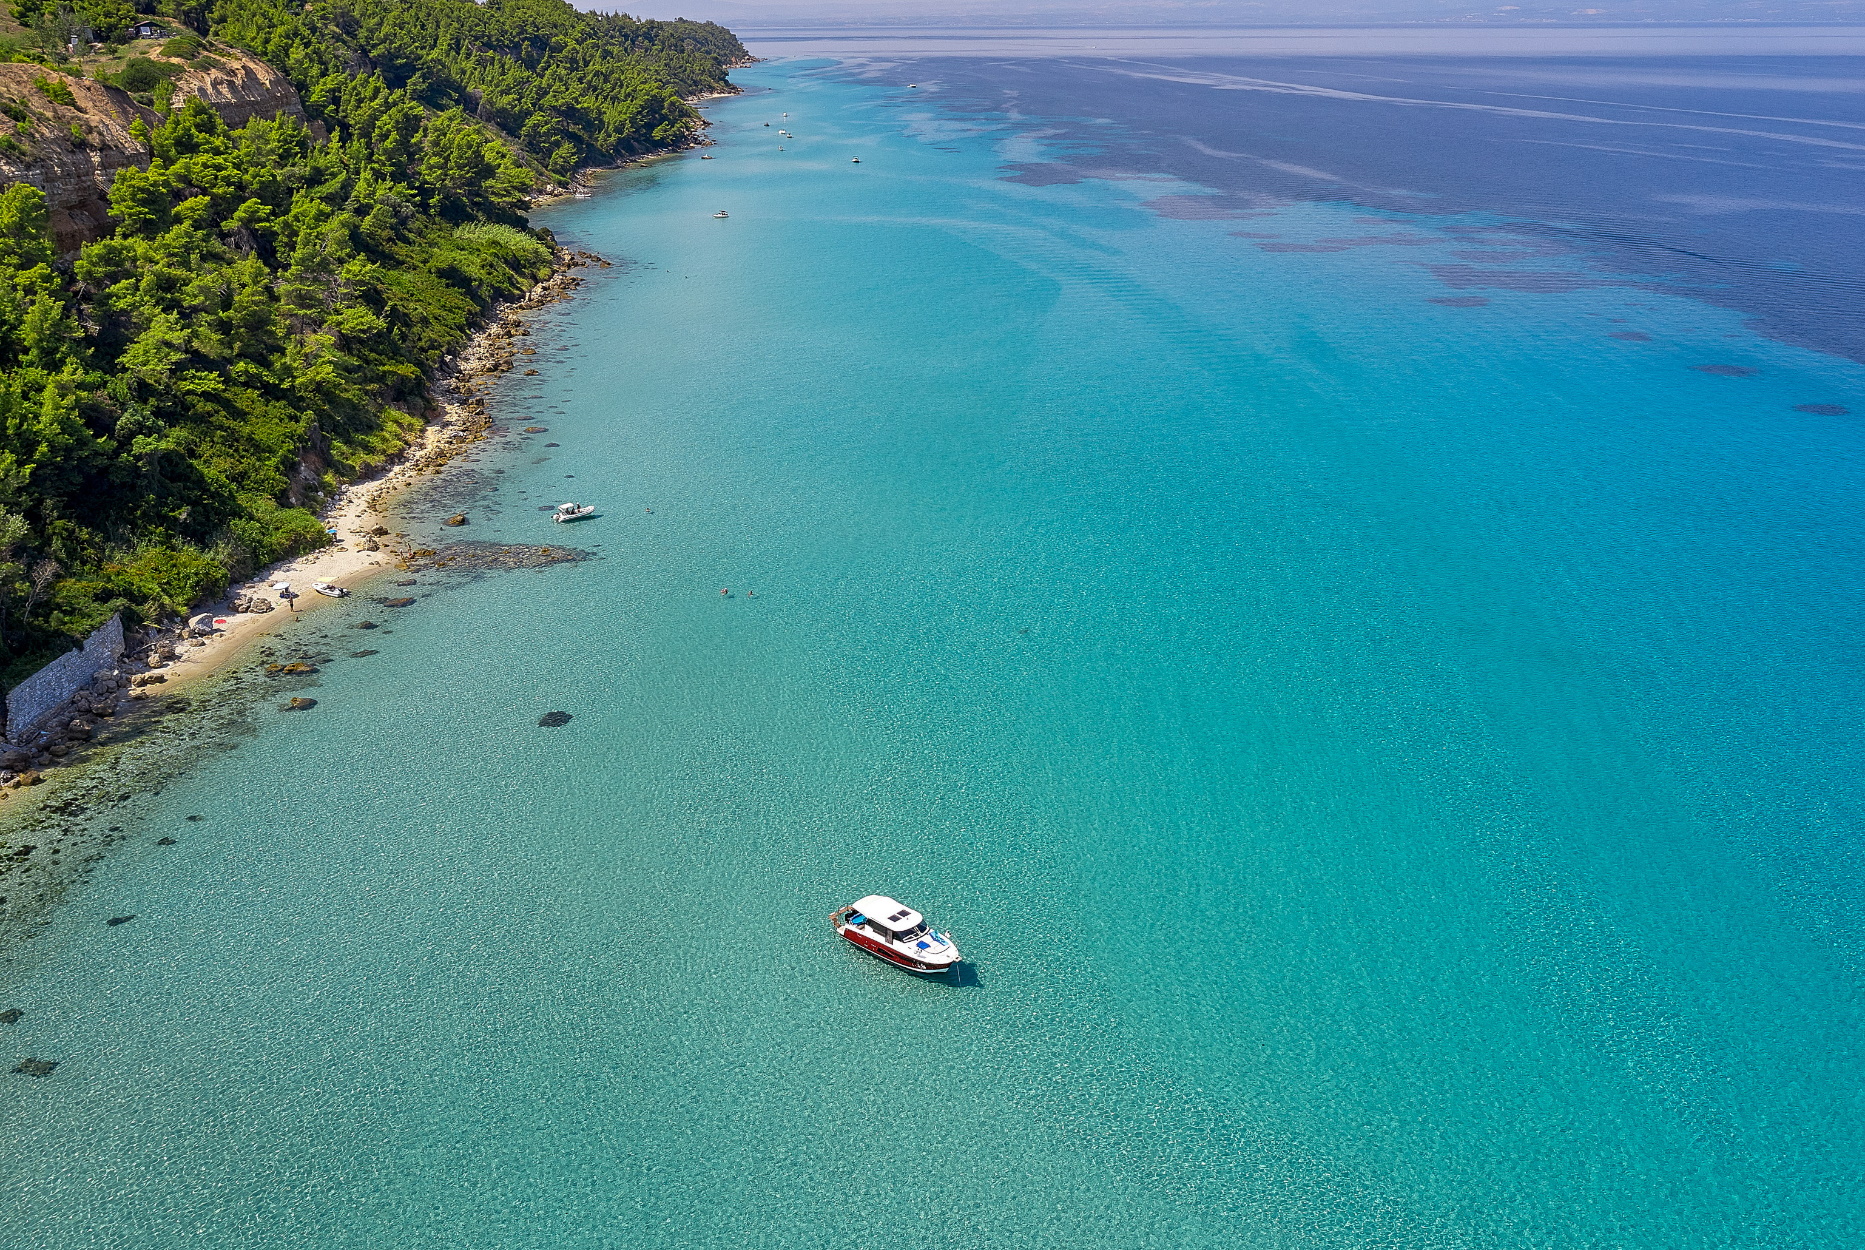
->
[[0, 67, 154, 255], [171, 54, 305, 131], [0, 51, 306, 254]]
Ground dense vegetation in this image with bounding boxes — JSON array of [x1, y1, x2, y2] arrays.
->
[[0, 0, 744, 685]]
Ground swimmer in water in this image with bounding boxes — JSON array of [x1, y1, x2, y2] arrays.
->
[[721, 587, 730, 596]]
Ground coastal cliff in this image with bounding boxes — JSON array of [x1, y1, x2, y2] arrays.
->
[[0, 51, 306, 253], [0, 67, 152, 254]]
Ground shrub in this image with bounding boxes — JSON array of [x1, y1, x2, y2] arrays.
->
[[33, 76, 77, 108], [113, 56, 181, 94], [454, 221, 551, 263], [98, 542, 230, 618]]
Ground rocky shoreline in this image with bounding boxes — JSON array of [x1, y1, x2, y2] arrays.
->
[[0, 244, 607, 963]]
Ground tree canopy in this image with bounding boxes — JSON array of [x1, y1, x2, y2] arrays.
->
[[0, 1, 746, 681]]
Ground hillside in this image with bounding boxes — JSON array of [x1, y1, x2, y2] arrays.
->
[[0, 0, 746, 688]]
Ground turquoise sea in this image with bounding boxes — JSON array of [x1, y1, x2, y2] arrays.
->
[[5, 54, 1865, 1246]]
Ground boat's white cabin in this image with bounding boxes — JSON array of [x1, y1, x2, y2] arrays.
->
[[849, 894, 931, 941]]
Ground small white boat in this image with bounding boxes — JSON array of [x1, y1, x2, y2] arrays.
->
[[713, 210, 729, 218], [700, 153, 713, 159], [312, 581, 349, 598], [553, 502, 596, 523], [831, 895, 962, 974], [851, 157, 861, 163]]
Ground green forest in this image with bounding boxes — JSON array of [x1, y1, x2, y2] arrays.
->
[[0, 0, 744, 685]]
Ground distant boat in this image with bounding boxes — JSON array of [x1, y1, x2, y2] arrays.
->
[[851, 157, 860, 163], [553, 502, 595, 523], [713, 210, 729, 218], [700, 153, 713, 159]]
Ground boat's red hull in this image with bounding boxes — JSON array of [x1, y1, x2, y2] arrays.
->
[[837, 925, 955, 974]]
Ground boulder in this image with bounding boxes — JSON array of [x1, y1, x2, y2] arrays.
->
[[156, 837, 176, 846], [354, 621, 378, 630], [538, 711, 573, 727], [0, 1009, 21, 1025], [282, 697, 318, 711], [383, 597, 416, 608], [2, 750, 29, 770], [444, 514, 468, 526], [12, 1058, 56, 1077], [131, 673, 167, 687]]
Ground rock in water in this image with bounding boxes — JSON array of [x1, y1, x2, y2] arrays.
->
[[156, 837, 177, 846], [444, 514, 468, 526], [12, 1058, 56, 1076], [538, 711, 573, 727], [283, 697, 318, 711], [350, 650, 379, 658], [106, 915, 136, 926], [0, 1009, 21, 1024], [383, 597, 416, 608]]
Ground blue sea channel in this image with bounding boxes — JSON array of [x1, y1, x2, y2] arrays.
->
[[3, 46, 1864, 1247]]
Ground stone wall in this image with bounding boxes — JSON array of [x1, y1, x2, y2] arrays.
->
[[5, 615, 124, 742]]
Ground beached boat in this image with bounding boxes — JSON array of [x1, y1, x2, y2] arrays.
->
[[312, 582, 349, 598], [553, 502, 595, 523], [830, 895, 961, 974]]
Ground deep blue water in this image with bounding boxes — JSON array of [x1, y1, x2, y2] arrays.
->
[[3, 48, 1864, 1247]]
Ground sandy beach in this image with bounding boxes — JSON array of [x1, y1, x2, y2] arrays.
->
[[118, 247, 607, 695], [0, 247, 605, 952]]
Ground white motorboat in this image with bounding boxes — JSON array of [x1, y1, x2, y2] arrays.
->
[[713, 210, 729, 218], [830, 895, 962, 974], [553, 502, 596, 523], [312, 581, 349, 598]]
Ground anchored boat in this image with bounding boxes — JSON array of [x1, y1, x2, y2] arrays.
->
[[831, 895, 961, 974], [553, 502, 595, 523]]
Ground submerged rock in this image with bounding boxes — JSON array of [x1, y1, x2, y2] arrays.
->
[[0, 1009, 21, 1025], [350, 650, 379, 658], [283, 697, 318, 711], [156, 837, 176, 846], [105, 914, 136, 926], [354, 621, 379, 630], [12, 1058, 56, 1077], [538, 711, 573, 727], [444, 514, 468, 526], [382, 597, 416, 608]]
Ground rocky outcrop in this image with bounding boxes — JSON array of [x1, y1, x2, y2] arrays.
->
[[0, 50, 307, 254], [171, 55, 304, 130]]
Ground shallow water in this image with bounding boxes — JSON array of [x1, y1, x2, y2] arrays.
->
[[3, 59, 1864, 1247]]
